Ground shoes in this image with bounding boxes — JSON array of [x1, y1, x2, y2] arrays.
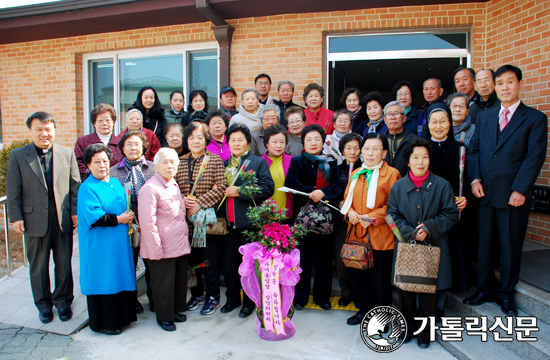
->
[[149, 304, 155, 312], [39, 310, 53, 324], [498, 299, 518, 316], [174, 313, 187, 323], [200, 297, 221, 316], [157, 320, 176, 332], [293, 303, 305, 310], [58, 308, 73, 322], [338, 296, 352, 307], [347, 312, 365, 326], [417, 338, 430, 349], [186, 294, 206, 311], [462, 292, 497, 306], [220, 302, 242, 314], [99, 328, 122, 336], [238, 306, 255, 318], [135, 300, 144, 314], [317, 302, 331, 310]]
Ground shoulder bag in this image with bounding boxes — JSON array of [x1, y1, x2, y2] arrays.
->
[[340, 223, 374, 270], [295, 200, 334, 234]]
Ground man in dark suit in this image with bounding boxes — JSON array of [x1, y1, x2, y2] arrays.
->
[[7, 112, 80, 323], [465, 65, 547, 315]]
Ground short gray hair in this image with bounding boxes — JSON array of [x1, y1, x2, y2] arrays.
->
[[153, 148, 180, 166], [259, 104, 281, 120], [423, 78, 442, 88], [126, 108, 143, 120], [277, 80, 295, 92], [446, 92, 470, 109], [241, 88, 259, 100], [383, 101, 406, 117]]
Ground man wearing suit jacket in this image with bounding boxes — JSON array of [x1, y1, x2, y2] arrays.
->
[[7, 112, 80, 324], [465, 65, 547, 315]]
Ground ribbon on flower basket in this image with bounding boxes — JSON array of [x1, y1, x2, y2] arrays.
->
[[258, 249, 285, 335]]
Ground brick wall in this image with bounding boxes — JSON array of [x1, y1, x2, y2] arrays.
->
[[0, 0, 548, 245], [483, 0, 550, 245]]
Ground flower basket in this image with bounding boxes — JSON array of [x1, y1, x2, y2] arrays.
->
[[238, 199, 307, 341]]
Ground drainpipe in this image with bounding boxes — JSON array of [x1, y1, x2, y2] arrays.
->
[[196, 0, 234, 90]]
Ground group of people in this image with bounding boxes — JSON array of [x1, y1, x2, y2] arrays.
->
[[6, 64, 547, 350]]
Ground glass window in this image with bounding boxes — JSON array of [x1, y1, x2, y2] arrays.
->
[[188, 51, 218, 109], [85, 45, 218, 134], [119, 54, 183, 117], [329, 33, 467, 53]]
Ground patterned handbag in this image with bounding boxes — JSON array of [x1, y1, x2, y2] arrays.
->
[[393, 228, 441, 294], [295, 200, 334, 234], [340, 224, 374, 270]]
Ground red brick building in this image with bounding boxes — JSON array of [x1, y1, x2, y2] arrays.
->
[[0, 0, 548, 244]]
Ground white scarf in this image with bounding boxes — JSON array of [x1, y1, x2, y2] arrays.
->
[[340, 160, 383, 215]]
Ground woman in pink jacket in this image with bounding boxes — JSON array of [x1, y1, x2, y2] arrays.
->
[[138, 148, 190, 332]]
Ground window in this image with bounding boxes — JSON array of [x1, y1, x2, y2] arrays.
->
[[84, 43, 219, 134]]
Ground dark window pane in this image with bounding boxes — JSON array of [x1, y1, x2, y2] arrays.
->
[[188, 51, 218, 109]]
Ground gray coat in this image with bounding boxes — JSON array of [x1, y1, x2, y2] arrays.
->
[[387, 171, 459, 290], [7, 143, 80, 237]]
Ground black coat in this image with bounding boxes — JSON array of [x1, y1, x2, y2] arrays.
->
[[223, 152, 274, 229], [387, 171, 459, 289], [468, 92, 500, 124], [284, 154, 344, 216], [384, 128, 419, 177], [428, 136, 472, 291], [403, 105, 419, 134], [143, 111, 167, 147], [468, 101, 547, 210]]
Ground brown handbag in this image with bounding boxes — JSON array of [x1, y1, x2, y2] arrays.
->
[[206, 217, 228, 235], [340, 224, 374, 270], [393, 227, 441, 294]]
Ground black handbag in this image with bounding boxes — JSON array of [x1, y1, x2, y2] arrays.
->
[[295, 200, 334, 234]]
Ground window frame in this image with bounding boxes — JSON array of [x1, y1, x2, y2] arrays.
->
[[83, 42, 219, 135]]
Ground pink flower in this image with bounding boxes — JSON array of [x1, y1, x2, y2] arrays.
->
[[279, 249, 302, 286]]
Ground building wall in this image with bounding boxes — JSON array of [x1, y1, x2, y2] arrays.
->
[[0, 0, 549, 244]]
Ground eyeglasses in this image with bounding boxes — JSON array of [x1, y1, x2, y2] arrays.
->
[[385, 112, 404, 119], [335, 119, 351, 124], [450, 104, 467, 110], [304, 138, 323, 144], [362, 147, 383, 152], [263, 116, 279, 122], [124, 142, 142, 148], [396, 92, 411, 98], [429, 120, 449, 126], [475, 79, 492, 85], [288, 120, 303, 126]]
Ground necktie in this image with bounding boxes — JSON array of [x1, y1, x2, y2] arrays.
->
[[499, 108, 510, 131]]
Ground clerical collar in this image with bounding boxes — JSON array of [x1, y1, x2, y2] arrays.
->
[[34, 143, 52, 154]]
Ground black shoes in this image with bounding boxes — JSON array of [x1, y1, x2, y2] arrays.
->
[[149, 304, 155, 312], [99, 328, 122, 336], [498, 300, 518, 316], [58, 308, 72, 322], [174, 313, 187, 323], [238, 306, 255, 318], [462, 292, 497, 306], [157, 320, 176, 332], [39, 310, 53, 324], [417, 338, 430, 349], [317, 302, 331, 310], [347, 312, 365, 326], [220, 302, 241, 314], [135, 300, 144, 314], [293, 303, 305, 310], [338, 296, 352, 307]]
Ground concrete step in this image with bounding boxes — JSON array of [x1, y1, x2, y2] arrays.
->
[[447, 290, 550, 360], [434, 307, 519, 360]]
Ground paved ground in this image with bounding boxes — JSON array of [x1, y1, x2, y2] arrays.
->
[[0, 293, 456, 360]]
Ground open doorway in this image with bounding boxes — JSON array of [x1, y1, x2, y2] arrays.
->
[[326, 31, 471, 110], [329, 57, 464, 110]]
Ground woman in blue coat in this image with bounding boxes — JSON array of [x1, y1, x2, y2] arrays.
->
[[78, 143, 136, 335]]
